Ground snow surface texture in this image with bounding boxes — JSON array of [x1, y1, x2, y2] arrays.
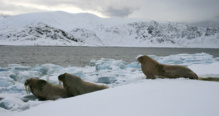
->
[[0, 53, 219, 116], [13, 80, 219, 116], [0, 11, 219, 48]]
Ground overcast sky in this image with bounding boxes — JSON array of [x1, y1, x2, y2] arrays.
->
[[1, 0, 219, 27]]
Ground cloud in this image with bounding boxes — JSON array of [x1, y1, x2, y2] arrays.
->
[[215, 15, 219, 20], [103, 6, 136, 18], [0, 0, 219, 27], [1, 0, 137, 17], [0, 1, 46, 15]]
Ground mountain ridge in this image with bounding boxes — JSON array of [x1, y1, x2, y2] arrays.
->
[[0, 11, 218, 48]]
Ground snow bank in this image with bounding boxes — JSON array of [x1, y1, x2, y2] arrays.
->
[[13, 79, 219, 116]]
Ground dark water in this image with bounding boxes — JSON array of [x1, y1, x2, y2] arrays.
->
[[0, 46, 219, 67]]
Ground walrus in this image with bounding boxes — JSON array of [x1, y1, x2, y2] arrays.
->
[[24, 78, 68, 100], [137, 55, 198, 79], [58, 73, 108, 97]]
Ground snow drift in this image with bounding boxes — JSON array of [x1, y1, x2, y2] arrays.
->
[[13, 79, 219, 116]]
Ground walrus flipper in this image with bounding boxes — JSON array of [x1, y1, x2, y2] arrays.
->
[[38, 96, 46, 101], [199, 77, 219, 82]]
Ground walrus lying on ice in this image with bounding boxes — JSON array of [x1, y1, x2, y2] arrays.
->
[[58, 73, 108, 97], [25, 78, 68, 100], [137, 55, 198, 79]]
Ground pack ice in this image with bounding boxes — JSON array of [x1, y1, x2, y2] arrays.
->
[[0, 53, 219, 116]]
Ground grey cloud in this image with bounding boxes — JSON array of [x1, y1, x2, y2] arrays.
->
[[1, 0, 219, 27], [24, 0, 107, 10], [13, 0, 137, 17], [215, 15, 219, 20], [103, 6, 136, 17]]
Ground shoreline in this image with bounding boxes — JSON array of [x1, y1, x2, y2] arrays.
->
[[0, 45, 219, 49], [1, 46, 219, 67]]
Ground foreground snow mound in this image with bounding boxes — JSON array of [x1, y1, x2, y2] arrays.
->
[[13, 79, 219, 116]]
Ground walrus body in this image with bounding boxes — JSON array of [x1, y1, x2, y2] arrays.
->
[[24, 78, 68, 100], [137, 55, 198, 79], [58, 73, 108, 97]]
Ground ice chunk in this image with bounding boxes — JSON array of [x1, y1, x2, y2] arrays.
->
[[90, 59, 96, 66], [158, 53, 216, 65], [16, 71, 42, 83], [0, 97, 24, 110], [96, 64, 110, 71], [0, 68, 9, 72], [21, 95, 38, 102], [6, 64, 34, 82], [0, 79, 14, 87], [0, 83, 26, 94], [8, 64, 31, 72], [9, 74, 17, 81], [93, 58, 128, 71], [0, 72, 15, 87], [33, 64, 63, 75], [73, 71, 85, 79], [97, 77, 116, 84], [127, 62, 141, 68]]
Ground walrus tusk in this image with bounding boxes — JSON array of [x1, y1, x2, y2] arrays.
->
[[25, 85, 28, 94], [28, 86, 30, 94], [59, 80, 62, 87], [25, 85, 31, 94], [137, 62, 139, 66]]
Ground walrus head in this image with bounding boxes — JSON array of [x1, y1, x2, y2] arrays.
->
[[24, 78, 36, 94], [137, 56, 145, 66], [58, 73, 66, 87]]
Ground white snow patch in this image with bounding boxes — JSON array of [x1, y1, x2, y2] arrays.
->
[[13, 79, 219, 116]]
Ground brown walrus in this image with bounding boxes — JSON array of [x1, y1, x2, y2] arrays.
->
[[137, 55, 198, 79], [58, 73, 108, 97], [24, 78, 68, 100]]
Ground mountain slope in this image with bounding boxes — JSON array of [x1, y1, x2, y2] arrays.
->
[[0, 11, 218, 48]]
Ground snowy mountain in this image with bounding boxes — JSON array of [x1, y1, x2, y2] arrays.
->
[[0, 15, 9, 20], [0, 11, 218, 48]]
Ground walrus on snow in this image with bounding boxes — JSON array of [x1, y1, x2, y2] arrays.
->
[[58, 73, 108, 97], [137, 55, 198, 79], [24, 78, 68, 100]]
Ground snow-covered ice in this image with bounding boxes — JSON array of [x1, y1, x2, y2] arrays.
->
[[0, 53, 219, 116], [13, 79, 219, 116]]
